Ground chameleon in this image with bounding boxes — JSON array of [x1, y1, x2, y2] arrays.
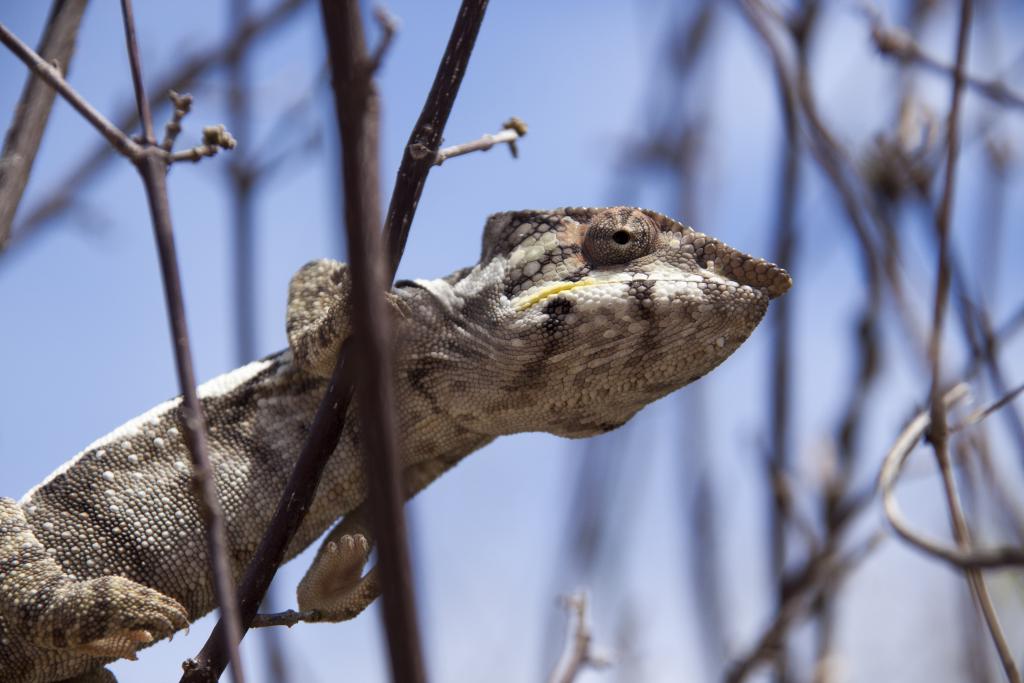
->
[[0, 206, 790, 682]]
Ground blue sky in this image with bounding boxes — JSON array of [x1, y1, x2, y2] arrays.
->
[[2, 1, 1024, 681]]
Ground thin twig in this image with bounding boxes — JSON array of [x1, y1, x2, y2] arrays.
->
[[162, 90, 193, 151], [367, 6, 398, 74], [953, 382, 1024, 433], [0, 0, 88, 249], [181, 2, 492, 680], [547, 592, 611, 683], [725, 534, 883, 683], [0, 21, 141, 161], [868, 12, 1024, 111], [3, 8, 245, 676], [168, 125, 238, 163], [0, 25, 236, 170], [879, 384, 1024, 569], [381, 0, 491, 280], [116, 1, 245, 681], [433, 117, 527, 165], [5, 0, 307, 251]]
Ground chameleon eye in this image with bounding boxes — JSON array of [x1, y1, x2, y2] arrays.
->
[[582, 209, 659, 266]]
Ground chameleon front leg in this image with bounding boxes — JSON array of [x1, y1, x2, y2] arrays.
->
[[0, 498, 189, 660], [295, 456, 460, 622]]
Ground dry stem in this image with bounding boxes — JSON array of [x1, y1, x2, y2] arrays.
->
[[547, 592, 610, 683]]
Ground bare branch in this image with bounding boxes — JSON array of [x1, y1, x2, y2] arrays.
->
[[920, 1, 1020, 679], [0, 0, 87, 249], [162, 90, 193, 151], [952, 381, 1024, 433], [725, 534, 883, 683], [367, 5, 399, 74], [381, 0, 492, 280], [867, 10, 1024, 111], [169, 125, 238, 164], [0, 21, 141, 161], [116, 1, 245, 680], [319, 1, 426, 680], [879, 384, 1024, 569], [433, 117, 528, 165], [5, 0, 307, 251], [547, 592, 611, 683]]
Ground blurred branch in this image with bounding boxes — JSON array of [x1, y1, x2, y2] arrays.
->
[[725, 533, 883, 683], [547, 592, 611, 683], [319, 2, 426, 680], [0, 0, 87, 250], [181, 2, 493, 680], [953, 382, 1024, 433], [764, 6, 806, 680], [239, 65, 328, 184], [4, 0, 307, 253], [117, 0, 246, 680], [224, 0, 290, 675], [367, 5, 398, 74], [433, 117, 527, 165], [879, 384, 1024, 569], [740, 0, 928, 358], [867, 11, 1024, 110], [921, 1, 1019, 679]]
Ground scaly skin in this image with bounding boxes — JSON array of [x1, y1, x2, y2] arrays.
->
[[0, 207, 790, 682]]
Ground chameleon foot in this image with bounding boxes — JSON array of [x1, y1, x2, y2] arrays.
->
[[44, 576, 189, 659], [296, 533, 372, 617]]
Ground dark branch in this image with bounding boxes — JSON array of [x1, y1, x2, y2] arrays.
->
[[382, 0, 491, 280], [117, 1, 246, 681], [180, 2, 491, 680], [319, 0, 426, 680]]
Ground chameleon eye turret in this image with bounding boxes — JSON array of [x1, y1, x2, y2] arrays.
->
[[582, 207, 660, 266]]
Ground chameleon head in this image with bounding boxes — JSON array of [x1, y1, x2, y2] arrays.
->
[[462, 206, 791, 438]]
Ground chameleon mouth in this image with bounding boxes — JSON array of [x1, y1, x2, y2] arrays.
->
[[513, 278, 598, 311], [512, 256, 792, 312], [695, 237, 792, 299]]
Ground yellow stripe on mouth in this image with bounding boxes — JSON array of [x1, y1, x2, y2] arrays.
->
[[513, 277, 598, 311]]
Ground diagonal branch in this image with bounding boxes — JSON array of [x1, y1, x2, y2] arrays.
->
[[0, 20, 141, 161], [5, 0, 307, 253], [0, 0, 88, 249], [381, 0, 491, 280], [869, 14, 1024, 111]]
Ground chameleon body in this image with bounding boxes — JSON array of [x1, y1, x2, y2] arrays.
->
[[0, 207, 790, 682]]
